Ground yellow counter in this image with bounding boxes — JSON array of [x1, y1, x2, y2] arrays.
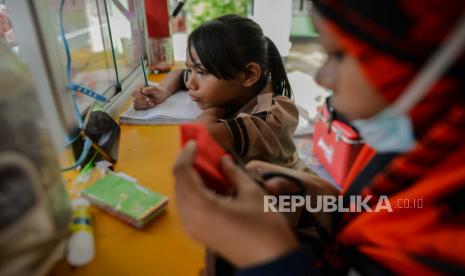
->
[[50, 73, 204, 275]]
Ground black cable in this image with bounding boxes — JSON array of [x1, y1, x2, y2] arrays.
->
[[103, 0, 122, 93]]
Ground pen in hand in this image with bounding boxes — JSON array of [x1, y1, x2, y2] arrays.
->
[[139, 56, 154, 106]]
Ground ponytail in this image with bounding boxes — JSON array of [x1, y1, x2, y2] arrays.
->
[[265, 37, 293, 99]]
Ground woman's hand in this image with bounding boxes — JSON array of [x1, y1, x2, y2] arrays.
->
[[173, 141, 298, 268], [246, 160, 340, 231], [132, 85, 171, 110]]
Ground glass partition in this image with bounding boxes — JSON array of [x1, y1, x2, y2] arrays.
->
[[5, 0, 146, 112], [46, 0, 146, 111], [49, 0, 116, 111], [104, 0, 146, 82]]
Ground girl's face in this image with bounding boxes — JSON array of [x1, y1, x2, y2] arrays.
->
[[185, 48, 244, 110], [313, 12, 388, 120]]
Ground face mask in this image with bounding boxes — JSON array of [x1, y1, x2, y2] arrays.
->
[[351, 108, 415, 153], [350, 12, 465, 153]]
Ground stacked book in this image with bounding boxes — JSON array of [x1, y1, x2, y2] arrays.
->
[[82, 173, 168, 228]]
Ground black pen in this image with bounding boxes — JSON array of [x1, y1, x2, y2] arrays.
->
[[140, 56, 149, 87], [172, 1, 186, 17]]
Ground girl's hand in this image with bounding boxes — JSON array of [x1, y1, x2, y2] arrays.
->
[[132, 85, 170, 110], [173, 141, 298, 268], [246, 160, 339, 196], [132, 69, 186, 109], [246, 160, 305, 179]]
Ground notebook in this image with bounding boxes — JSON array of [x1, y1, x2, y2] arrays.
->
[[81, 173, 168, 228], [119, 90, 202, 125]]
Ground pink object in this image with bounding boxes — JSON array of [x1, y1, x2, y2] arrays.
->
[[0, 5, 16, 47]]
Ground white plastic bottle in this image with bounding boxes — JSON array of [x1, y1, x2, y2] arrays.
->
[[67, 198, 95, 266]]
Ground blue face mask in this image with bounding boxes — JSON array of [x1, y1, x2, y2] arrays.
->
[[351, 108, 415, 153]]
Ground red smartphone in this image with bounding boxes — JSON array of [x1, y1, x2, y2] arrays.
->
[[180, 124, 234, 195]]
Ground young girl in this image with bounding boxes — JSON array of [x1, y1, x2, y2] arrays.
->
[[133, 14, 308, 171]]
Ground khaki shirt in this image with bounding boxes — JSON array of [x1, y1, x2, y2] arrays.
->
[[221, 85, 309, 171]]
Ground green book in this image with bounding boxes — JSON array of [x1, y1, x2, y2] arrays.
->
[[82, 173, 168, 228]]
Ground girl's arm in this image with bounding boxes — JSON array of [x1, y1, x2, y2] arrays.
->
[[133, 69, 186, 110], [195, 107, 234, 150], [157, 68, 187, 94]]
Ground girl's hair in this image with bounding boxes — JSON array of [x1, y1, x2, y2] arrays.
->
[[187, 14, 292, 98]]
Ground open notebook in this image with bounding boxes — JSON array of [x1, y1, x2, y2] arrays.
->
[[119, 90, 202, 125]]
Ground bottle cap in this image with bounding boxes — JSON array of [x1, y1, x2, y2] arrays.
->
[[71, 197, 90, 208]]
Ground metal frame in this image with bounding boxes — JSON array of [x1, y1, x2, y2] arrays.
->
[[5, 0, 150, 150]]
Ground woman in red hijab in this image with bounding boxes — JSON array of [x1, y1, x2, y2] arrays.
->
[[173, 0, 465, 274]]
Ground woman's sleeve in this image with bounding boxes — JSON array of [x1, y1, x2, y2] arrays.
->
[[235, 246, 317, 276]]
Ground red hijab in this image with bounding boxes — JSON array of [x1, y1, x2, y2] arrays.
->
[[313, 0, 465, 274]]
